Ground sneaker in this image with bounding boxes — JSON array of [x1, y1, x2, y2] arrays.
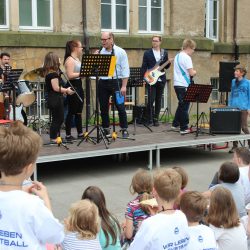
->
[[65, 135, 76, 141], [171, 126, 179, 131], [103, 128, 111, 137], [121, 129, 129, 138], [180, 128, 191, 135]]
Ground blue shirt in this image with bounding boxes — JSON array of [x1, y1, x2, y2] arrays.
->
[[100, 44, 130, 79], [229, 77, 250, 110]]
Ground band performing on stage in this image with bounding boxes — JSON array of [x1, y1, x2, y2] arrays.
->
[[0, 34, 249, 149]]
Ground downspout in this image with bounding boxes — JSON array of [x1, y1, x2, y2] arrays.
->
[[233, 0, 239, 61], [82, 0, 91, 131]]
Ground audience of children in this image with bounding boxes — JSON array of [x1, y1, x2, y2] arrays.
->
[[205, 161, 246, 218], [62, 199, 102, 250], [128, 168, 190, 250], [82, 186, 121, 250], [0, 121, 64, 249], [123, 168, 153, 243], [1, 122, 250, 250], [180, 191, 217, 250], [206, 186, 248, 250]]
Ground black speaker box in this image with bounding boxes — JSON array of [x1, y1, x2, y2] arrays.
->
[[219, 61, 239, 92], [210, 107, 241, 134]]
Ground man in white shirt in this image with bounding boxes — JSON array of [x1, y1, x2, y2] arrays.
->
[[172, 39, 196, 134]]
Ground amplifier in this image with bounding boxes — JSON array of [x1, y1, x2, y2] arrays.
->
[[210, 107, 241, 134], [132, 105, 147, 123]]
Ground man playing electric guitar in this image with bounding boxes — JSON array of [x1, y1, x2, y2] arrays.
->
[[141, 35, 172, 126]]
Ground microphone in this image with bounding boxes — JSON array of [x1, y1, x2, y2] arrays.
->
[[99, 46, 103, 54], [190, 76, 194, 84], [235, 77, 239, 86]]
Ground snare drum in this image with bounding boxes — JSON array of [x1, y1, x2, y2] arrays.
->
[[16, 80, 36, 107]]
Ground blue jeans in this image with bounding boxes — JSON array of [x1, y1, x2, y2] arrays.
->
[[172, 86, 190, 131]]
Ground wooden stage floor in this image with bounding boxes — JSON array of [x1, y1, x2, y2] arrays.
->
[[37, 123, 250, 172]]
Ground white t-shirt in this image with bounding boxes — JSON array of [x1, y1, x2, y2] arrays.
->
[[187, 224, 217, 250], [62, 232, 102, 250], [209, 223, 248, 250], [239, 166, 250, 205], [128, 210, 190, 250], [174, 51, 193, 87], [0, 190, 64, 250]]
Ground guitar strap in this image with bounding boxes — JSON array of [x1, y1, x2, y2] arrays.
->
[[176, 53, 190, 85]]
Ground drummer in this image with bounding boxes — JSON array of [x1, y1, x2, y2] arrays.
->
[[0, 52, 12, 82]]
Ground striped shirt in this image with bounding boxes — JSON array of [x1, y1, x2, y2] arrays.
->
[[62, 232, 102, 250]]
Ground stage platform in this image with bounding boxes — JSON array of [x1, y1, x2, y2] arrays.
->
[[35, 123, 250, 179]]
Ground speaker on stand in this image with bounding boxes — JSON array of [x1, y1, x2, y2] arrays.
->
[[219, 61, 240, 105]]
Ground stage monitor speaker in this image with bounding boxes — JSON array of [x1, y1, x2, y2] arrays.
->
[[219, 61, 239, 92], [210, 107, 241, 134]]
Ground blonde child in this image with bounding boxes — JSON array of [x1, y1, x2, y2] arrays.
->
[[0, 121, 64, 249], [180, 191, 217, 250], [62, 199, 102, 250], [123, 168, 153, 242], [207, 187, 247, 250], [129, 168, 190, 250]]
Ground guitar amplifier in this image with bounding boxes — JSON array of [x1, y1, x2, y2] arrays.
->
[[210, 107, 241, 134], [132, 105, 147, 123]]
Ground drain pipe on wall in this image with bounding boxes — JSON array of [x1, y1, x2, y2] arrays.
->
[[233, 0, 239, 61]]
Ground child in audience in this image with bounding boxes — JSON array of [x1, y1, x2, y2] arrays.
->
[[129, 168, 190, 250], [0, 121, 64, 249], [233, 147, 250, 204], [82, 186, 121, 249], [124, 168, 153, 242], [172, 166, 188, 208], [180, 191, 217, 250], [204, 161, 246, 218], [207, 186, 247, 250], [62, 199, 102, 250]]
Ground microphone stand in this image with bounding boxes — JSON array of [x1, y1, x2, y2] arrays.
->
[[59, 68, 83, 103]]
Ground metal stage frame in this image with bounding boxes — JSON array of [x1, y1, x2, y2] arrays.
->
[[34, 125, 250, 180]]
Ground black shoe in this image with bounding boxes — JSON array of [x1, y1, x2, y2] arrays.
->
[[65, 135, 76, 141], [103, 128, 111, 137], [121, 129, 129, 138]]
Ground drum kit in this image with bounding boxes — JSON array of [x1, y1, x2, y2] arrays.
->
[[16, 67, 47, 134]]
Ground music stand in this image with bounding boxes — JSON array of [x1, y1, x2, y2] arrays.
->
[[77, 54, 114, 148], [5, 69, 23, 121], [127, 67, 152, 134], [184, 84, 212, 137]]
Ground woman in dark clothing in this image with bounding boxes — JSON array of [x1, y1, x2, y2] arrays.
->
[[43, 52, 74, 143], [64, 40, 84, 141]]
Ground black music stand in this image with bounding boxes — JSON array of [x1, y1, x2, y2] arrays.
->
[[128, 67, 152, 134], [184, 84, 212, 137], [5, 69, 23, 121], [78, 54, 114, 148]]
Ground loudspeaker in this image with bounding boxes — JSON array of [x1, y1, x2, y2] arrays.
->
[[219, 61, 239, 92], [210, 107, 241, 134]]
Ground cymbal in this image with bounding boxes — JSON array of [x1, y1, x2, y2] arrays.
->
[[23, 67, 45, 81]]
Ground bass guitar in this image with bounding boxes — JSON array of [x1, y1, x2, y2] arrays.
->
[[144, 59, 171, 86]]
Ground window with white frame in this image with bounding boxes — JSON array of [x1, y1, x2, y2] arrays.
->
[[205, 0, 219, 40], [210, 77, 219, 103], [101, 0, 129, 32], [139, 0, 163, 33], [0, 0, 9, 29], [19, 0, 53, 30]]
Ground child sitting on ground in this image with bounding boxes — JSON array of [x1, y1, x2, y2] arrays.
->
[[123, 168, 153, 243], [206, 186, 248, 250], [62, 199, 102, 250], [172, 166, 188, 209], [82, 186, 122, 249], [0, 121, 64, 249], [180, 191, 217, 249], [129, 168, 190, 250]]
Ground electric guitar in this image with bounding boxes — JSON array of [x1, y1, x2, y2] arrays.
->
[[144, 59, 171, 86], [9, 104, 24, 122]]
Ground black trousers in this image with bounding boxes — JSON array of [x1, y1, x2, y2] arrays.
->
[[146, 81, 165, 122], [65, 79, 84, 136], [98, 79, 128, 129], [47, 92, 64, 140]]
